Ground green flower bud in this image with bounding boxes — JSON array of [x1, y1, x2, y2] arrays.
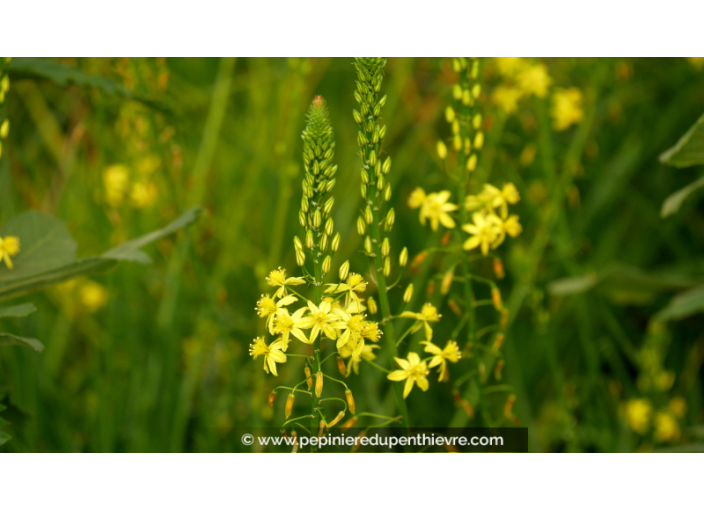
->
[[381, 238, 390, 257], [322, 256, 331, 274], [383, 256, 391, 277], [326, 178, 336, 192], [364, 236, 373, 254], [357, 216, 366, 235], [467, 153, 477, 171], [369, 150, 377, 166], [364, 206, 373, 225], [306, 230, 315, 249], [445, 106, 455, 123], [377, 174, 385, 190], [320, 233, 329, 251], [437, 140, 448, 160], [379, 95, 387, 107], [384, 184, 392, 202], [301, 197, 309, 213], [367, 296, 378, 315], [339, 260, 350, 281], [299, 210, 306, 227], [403, 283, 414, 303], [473, 113, 482, 130], [452, 84, 462, 100], [313, 209, 322, 228], [379, 124, 387, 139], [331, 232, 341, 252], [293, 236, 303, 250], [353, 110, 363, 124], [325, 218, 334, 236], [360, 183, 367, 198], [474, 131, 484, 150], [361, 169, 369, 184], [386, 208, 395, 229], [296, 248, 306, 267], [399, 247, 408, 267], [472, 83, 481, 99], [323, 197, 335, 215], [382, 157, 391, 175]]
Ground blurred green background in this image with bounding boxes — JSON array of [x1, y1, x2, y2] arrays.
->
[[1, 57, 703, 452]]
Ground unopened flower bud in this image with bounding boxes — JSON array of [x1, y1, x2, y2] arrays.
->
[[453, 134, 462, 151], [299, 210, 306, 227], [467, 153, 477, 171], [313, 209, 322, 228], [473, 113, 482, 130], [320, 233, 328, 251], [326, 178, 336, 192], [325, 218, 334, 236], [474, 131, 484, 150], [383, 256, 391, 277], [305, 367, 313, 390], [364, 206, 373, 225], [399, 247, 408, 267], [472, 83, 481, 99], [301, 197, 309, 213], [386, 208, 395, 229], [379, 125, 387, 139], [342, 417, 358, 430], [353, 109, 363, 124], [377, 173, 385, 190], [337, 356, 347, 376], [384, 184, 392, 201], [339, 260, 350, 281], [411, 251, 427, 269], [445, 106, 455, 123], [369, 150, 377, 166], [381, 238, 390, 257], [403, 284, 414, 303], [331, 232, 341, 252], [436, 140, 448, 160], [306, 230, 314, 249], [452, 84, 462, 100], [367, 296, 378, 315], [295, 249, 306, 266], [491, 288, 503, 311], [315, 372, 323, 398], [285, 393, 295, 419], [268, 391, 277, 409], [357, 216, 366, 235], [364, 236, 373, 254], [495, 360, 505, 381], [322, 256, 331, 274], [493, 258, 505, 279], [328, 411, 345, 428], [441, 270, 454, 295], [323, 196, 335, 215], [345, 390, 356, 415], [382, 157, 391, 174], [293, 236, 302, 250], [379, 95, 387, 107]]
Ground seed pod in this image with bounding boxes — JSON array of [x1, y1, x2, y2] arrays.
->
[[384, 184, 392, 202], [437, 140, 448, 160], [367, 296, 378, 315], [399, 247, 408, 267], [403, 283, 414, 303], [364, 206, 373, 225], [293, 236, 302, 250], [337, 357, 346, 376], [322, 256, 331, 273], [320, 233, 328, 251], [299, 210, 306, 227], [285, 393, 295, 419], [345, 390, 356, 415], [325, 218, 334, 236], [357, 216, 366, 235], [268, 391, 277, 409], [328, 411, 345, 428], [306, 230, 315, 249], [381, 238, 390, 257], [364, 236, 373, 254], [315, 372, 323, 398], [339, 260, 350, 281], [323, 197, 335, 215], [304, 367, 313, 390], [331, 232, 341, 252], [313, 209, 322, 228], [295, 249, 306, 266], [383, 256, 391, 277], [382, 157, 391, 174]]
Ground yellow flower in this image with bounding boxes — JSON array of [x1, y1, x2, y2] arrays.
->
[[669, 397, 687, 418], [361, 320, 382, 342], [422, 340, 462, 381], [462, 212, 501, 255], [256, 294, 298, 334], [249, 336, 287, 376], [551, 87, 584, 131], [306, 300, 340, 342], [624, 398, 652, 435], [408, 187, 427, 209], [400, 303, 441, 341], [325, 273, 367, 308], [266, 267, 306, 299], [387, 352, 430, 398], [79, 281, 108, 312], [516, 64, 551, 98], [339, 341, 380, 375], [687, 57, 704, 69], [0, 235, 20, 269], [492, 85, 523, 114], [495, 57, 525, 77], [103, 164, 130, 207], [654, 412, 680, 442], [130, 181, 159, 208], [332, 308, 366, 357], [419, 191, 458, 231], [273, 307, 311, 349], [492, 213, 522, 249]]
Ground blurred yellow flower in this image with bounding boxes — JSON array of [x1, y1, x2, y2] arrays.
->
[[408, 187, 427, 209], [516, 64, 552, 98], [669, 397, 686, 418], [103, 164, 130, 208], [551, 88, 584, 131], [687, 57, 704, 69], [419, 191, 458, 231], [249, 336, 287, 376], [339, 340, 379, 376], [654, 412, 680, 442], [422, 340, 462, 381], [400, 303, 441, 341], [492, 86, 523, 114], [462, 212, 501, 255], [130, 181, 159, 208], [79, 281, 108, 312], [387, 352, 430, 398], [0, 235, 20, 269], [0, 119, 9, 138], [495, 57, 525, 77], [625, 398, 652, 434]]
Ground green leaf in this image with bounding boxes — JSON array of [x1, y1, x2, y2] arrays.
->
[[654, 284, 704, 322], [8, 57, 169, 113], [659, 111, 704, 168], [660, 174, 704, 217], [0, 207, 202, 301], [0, 303, 37, 318], [0, 332, 44, 352]]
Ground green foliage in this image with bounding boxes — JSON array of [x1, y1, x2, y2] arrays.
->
[[660, 111, 704, 167]]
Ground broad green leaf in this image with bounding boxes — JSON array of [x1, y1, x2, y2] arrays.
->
[[0, 332, 44, 352], [0, 303, 37, 318], [0, 207, 202, 301], [660, 174, 704, 217], [548, 273, 599, 295], [654, 284, 704, 321], [8, 57, 168, 113], [659, 111, 704, 168]]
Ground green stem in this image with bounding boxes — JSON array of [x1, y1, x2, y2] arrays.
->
[[369, 207, 410, 429]]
